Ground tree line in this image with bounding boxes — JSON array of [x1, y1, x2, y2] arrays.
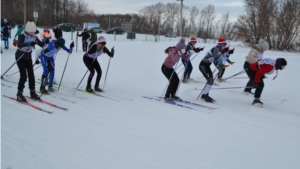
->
[[1, 0, 299, 51]]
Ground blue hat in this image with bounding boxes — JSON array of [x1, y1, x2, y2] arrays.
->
[[56, 38, 65, 47]]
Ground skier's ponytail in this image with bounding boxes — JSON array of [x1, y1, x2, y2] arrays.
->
[[164, 46, 175, 54]]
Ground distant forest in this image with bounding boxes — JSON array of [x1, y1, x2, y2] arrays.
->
[[1, 0, 300, 51]]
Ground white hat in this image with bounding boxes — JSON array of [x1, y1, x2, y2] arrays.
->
[[259, 39, 269, 50], [25, 21, 36, 33], [96, 36, 106, 43]]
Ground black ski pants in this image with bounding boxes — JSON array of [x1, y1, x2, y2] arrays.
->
[[244, 61, 254, 92], [83, 55, 102, 87], [246, 67, 264, 98], [15, 52, 35, 91], [161, 64, 179, 98]]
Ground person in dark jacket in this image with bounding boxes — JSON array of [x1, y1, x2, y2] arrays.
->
[[53, 25, 63, 39], [15, 21, 45, 102], [88, 29, 97, 48], [1, 18, 11, 49], [77, 29, 90, 51]]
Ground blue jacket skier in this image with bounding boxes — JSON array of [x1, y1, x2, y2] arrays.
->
[[38, 38, 74, 93]]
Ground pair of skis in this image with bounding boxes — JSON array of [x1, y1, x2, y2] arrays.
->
[[3, 95, 68, 114]]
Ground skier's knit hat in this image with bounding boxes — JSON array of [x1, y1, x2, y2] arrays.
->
[[176, 38, 186, 51], [96, 36, 106, 45], [56, 38, 65, 47], [217, 38, 227, 46], [275, 58, 287, 70], [259, 39, 269, 50], [190, 37, 197, 43], [25, 21, 36, 33]]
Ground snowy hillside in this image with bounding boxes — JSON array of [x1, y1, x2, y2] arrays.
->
[[1, 28, 300, 169]]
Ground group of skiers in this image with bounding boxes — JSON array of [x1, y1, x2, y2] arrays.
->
[[3, 20, 287, 106], [162, 37, 287, 105], [8, 21, 114, 103]]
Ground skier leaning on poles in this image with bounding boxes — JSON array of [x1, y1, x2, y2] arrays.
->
[[15, 21, 45, 102], [213, 46, 235, 82], [83, 36, 114, 92], [181, 37, 204, 83], [198, 38, 232, 103], [37, 38, 74, 93]]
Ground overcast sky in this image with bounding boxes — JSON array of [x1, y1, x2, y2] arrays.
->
[[84, 0, 245, 22]]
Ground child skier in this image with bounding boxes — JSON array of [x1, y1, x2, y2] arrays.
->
[[181, 37, 204, 83], [162, 38, 188, 101], [83, 36, 114, 92], [198, 38, 233, 102], [1, 18, 11, 49], [243, 39, 269, 94], [246, 58, 287, 105], [213, 46, 235, 82], [15, 21, 45, 102], [38, 38, 74, 93]]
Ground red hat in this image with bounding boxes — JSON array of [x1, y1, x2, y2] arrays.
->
[[45, 26, 49, 29], [190, 37, 197, 43], [218, 38, 227, 46]]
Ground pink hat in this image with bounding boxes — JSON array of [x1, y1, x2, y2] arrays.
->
[[97, 36, 106, 44]]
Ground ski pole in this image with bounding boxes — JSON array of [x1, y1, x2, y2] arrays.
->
[[58, 53, 71, 91], [73, 57, 97, 94], [102, 57, 112, 91], [215, 69, 247, 85], [1, 45, 32, 79], [160, 55, 181, 100]]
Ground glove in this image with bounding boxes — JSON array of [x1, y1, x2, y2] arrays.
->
[[223, 65, 229, 68], [29, 41, 36, 46], [228, 49, 234, 54], [42, 48, 50, 55], [70, 42, 74, 48], [47, 30, 50, 33], [230, 62, 235, 65], [198, 47, 204, 52], [253, 83, 258, 88], [110, 47, 115, 58], [13, 40, 17, 47], [45, 39, 50, 44], [35, 59, 40, 64], [68, 48, 73, 54]]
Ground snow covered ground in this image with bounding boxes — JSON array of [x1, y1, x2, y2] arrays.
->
[[1, 28, 300, 169]]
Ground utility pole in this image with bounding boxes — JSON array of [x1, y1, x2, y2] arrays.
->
[[177, 0, 183, 37], [24, 0, 27, 25]]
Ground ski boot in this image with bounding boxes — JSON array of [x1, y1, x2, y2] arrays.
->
[[171, 94, 180, 100], [252, 98, 263, 105], [40, 85, 48, 93], [48, 86, 55, 92], [16, 91, 27, 102], [207, 93, 215, 102], [94, 85, 103, 92], [86, 85, 94, 93], [164, 96, 173, 102], [201, 94, 213, 103], [182, 78, 188, 83], [30, 90, 41, 100]]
